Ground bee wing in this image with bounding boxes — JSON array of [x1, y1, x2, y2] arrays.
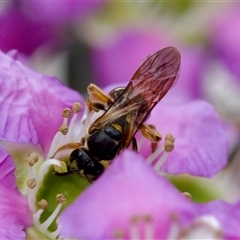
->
[[90, 47, 181, 145], [127, 46, 181, 109]]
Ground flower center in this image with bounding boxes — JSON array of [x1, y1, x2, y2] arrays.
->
[[24, 98, 176, 238], [25, 102, 91, 238]]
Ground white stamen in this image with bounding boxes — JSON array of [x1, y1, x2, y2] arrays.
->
[[33, 200, 64, 239], [77, 110, 94, 139], [130, 218, 140, 240], [33, 208, 44, 227], [28, 162, 37, 179], [62, 117, 68, 125], [27, 165, 37, 212], [46, 132, 62, 159], [48, 226, 61, 239], [37, 159, 62, 183], [167, 215, 180, 239], [143, 216, 154, 239], [41, 203, 62, 230], [28, 187, 37, 213], [146, 145, 164, 164], [154, 151, 169, 172], [65, 112, 78, 142]]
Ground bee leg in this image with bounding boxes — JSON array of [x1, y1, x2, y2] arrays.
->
[[51, 142, 82, 158], [87, 83, 113, 105], [131, 137, 138, 152], [141, 123, 162, 142], [86, 99, 107, 112], [140, 123, 162, 153]]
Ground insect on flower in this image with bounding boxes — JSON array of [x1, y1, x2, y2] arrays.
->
[[56, 46, 181, 182]]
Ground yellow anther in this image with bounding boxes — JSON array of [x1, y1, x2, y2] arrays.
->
[[58, 123, 69, 135], [182, 192, 192, 200], [54, 161, 68, 173], [114, 230, 124, 239], [38, 199, 48, 210], [164, 133, 175, 152], [143, 215, 152, 222], [131, 215, 140, 223], [27, 178, 37, 189], [62, 108, 72, 118], [26, 153, 39, 166], [56, 194, 67, 204], [72, 102, 81, 113]]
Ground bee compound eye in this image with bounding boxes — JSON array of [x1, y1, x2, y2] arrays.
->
[[69, 149, 82, 163]]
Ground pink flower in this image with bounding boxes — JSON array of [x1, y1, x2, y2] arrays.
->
[[0, 50, 84, 238], [0, 146, 32, 239], [59, 151, 199, 239], [60, 151, 239, 239], [0, 47, 228, 239], [91, 29, 205, 103], [209, 3, 240, 82], [0, 50, 83, 155], [139, 100, 227, 177], [0, 2, 104, 54]]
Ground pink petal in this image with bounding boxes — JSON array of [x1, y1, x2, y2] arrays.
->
[[21, 1, 104, 25], [0, 50, 83, 155], [210, 4, 240, 82], [141, 100, 227, 177], [60, 150, 198, 239], [0, 147, 32, 239], [0, 7, 57, 55], [91, 28, 169, 88]]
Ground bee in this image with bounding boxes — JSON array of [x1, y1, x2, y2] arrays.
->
[[58, 46, 181, 182]]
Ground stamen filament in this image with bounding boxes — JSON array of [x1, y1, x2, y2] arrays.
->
[[146, 145, 164, 164], [167, 215, 180, 239], [28, 188, 37, 213], [130, 217, 140, 240], [154, 151, 169, 172], [37, 159, 62, 183], [48, 226, 61, 239], [27, 165, 37, 212], [143, 216, 154, 239], [33, 199, 64, 239], [33, 208, 44, 227], [77, 110, 93, 140], [28, 162, 37, 180], [66, 112, 78, 142], [41, 203, 62, 230], [66, 102, 81, 142], [46, 132, 62, 159]]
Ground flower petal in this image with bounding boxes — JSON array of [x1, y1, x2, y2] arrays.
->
[[0, 7, 57, 55], [210, 5, 240, 82], [0, 50, 83, 155], [21, 1, 104, 25], [0, 146, 32, 239], [60, 150, 198, 239], [141, 100, 227, 177], [91, 28, 168, 88]]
